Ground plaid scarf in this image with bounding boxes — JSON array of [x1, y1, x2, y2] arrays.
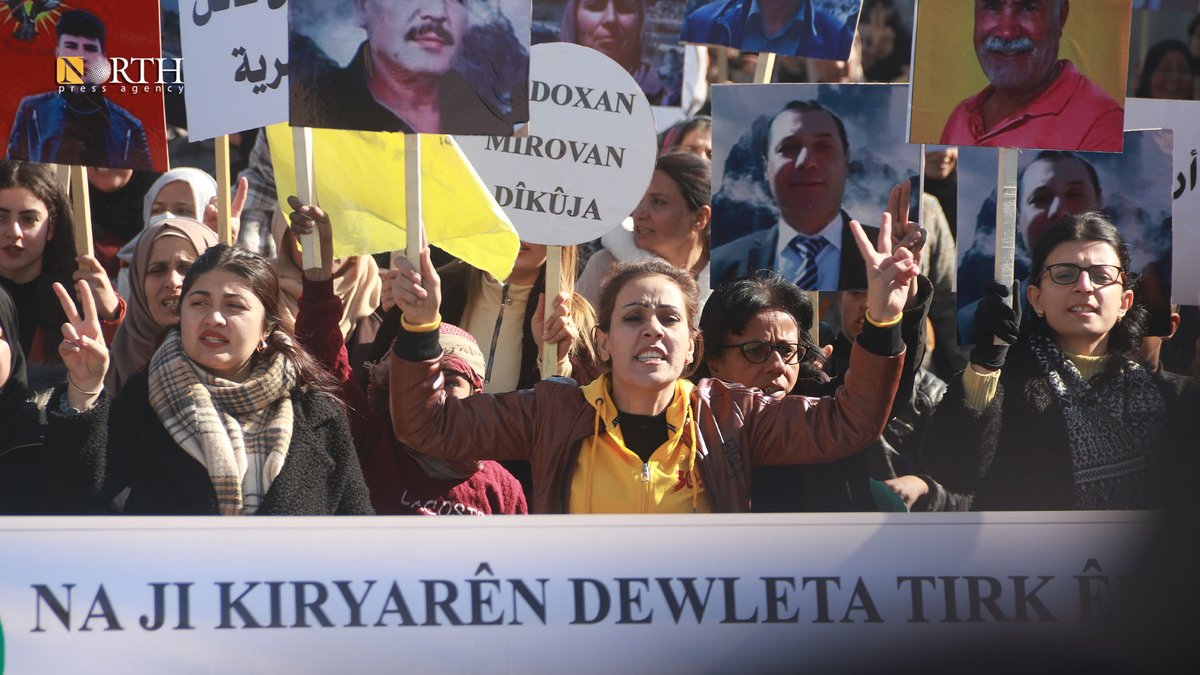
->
[[148, 331, 297, 515], [1027, 334, 1166, 509]]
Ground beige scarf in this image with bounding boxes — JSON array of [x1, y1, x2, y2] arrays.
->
[[271, 210, 381, 339], [148, 331, 297, 515]]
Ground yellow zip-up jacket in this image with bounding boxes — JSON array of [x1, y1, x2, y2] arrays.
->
[[569, 376, 712, 514]]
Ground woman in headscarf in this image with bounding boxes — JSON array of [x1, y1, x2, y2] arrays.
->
[[106, 217, 218, 393], [561, 0, 671, 105], [271, 206, 382, 375], [115, 167, 217, 299]]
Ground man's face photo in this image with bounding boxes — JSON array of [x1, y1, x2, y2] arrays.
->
[[973, 0, 1067, 92], [1017, 155, 1101, 251], [356, 0, 469, 76], [56, 33, 106, 84], [765, 108, 849, 227]]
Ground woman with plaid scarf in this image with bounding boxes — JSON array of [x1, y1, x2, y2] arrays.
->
[[44, 244, 373, 515]]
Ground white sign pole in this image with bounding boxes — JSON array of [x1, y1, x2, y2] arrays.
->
[[293, 126, 320, 270], [405, 135, 423, 266], [994, 147, 1019, 345]]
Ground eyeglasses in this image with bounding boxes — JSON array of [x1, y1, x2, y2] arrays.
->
[[1037, 263, 1125, 287], [721, 341, 805, 365]]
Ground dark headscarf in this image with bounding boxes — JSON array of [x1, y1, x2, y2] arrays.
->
[[1135, 40, 1196, 99]]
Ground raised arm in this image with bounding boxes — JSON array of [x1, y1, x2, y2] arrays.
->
[[388, 247, 540, 462]]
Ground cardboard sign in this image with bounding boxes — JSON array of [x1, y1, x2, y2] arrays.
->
[[288, 0, 531, 135], [456, 43, 658, 246], [710, 82, 918, 291], [1126, 99, 1200, 306], [679, 0, 863, 61], [179, 0, 288, 141], [0, 0, 170, 171], [0, 512, 1157, 672], [908, 0, 1132, 153], [955, 130, 1176, 344], [533, 0, 688, 108]]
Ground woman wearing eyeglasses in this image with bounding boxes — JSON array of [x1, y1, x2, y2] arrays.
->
[[922, 213, 1198, 510]]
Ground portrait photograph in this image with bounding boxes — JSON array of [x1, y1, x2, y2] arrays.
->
[[710, 82, 918, 291], [1126, 2, 1200, 102], [909, 0, 1132, 153], [955, 129, 1176, 344], [0, 0, 169, 171], [533, 0, 687, 108], [289, 0, 531, 136], [680, 0, 863, 61]]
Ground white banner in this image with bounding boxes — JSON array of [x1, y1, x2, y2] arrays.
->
[[1125, 98, 1200, 305], [457, 43, 658, 246], [0, 513, 1157, 673], [179, 0, 289, 141]]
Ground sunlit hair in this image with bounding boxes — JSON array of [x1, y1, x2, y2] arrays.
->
[[1028, 212, 1145, 357], [595, 258, 703, 377], [179, 244, 341, 399]]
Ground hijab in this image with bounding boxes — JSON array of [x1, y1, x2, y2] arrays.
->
[[269, 210, 381, 340], [106, 218, 218, 393], [90, 170, 161, 243], [116, 168, 218, 299]]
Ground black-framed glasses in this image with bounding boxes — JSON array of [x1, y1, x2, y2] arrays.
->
[[1037, 263, 1125, 287], [721, 341, 805, 365]]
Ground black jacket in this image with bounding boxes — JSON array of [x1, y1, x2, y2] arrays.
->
[[921, 340, 1199, 510], [46, 372, 373, 515]]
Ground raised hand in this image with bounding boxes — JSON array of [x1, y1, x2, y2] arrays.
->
[[532, 291, 577, 365], [379, 268, 399, 313], [203, 176, 249, 241], [285, 195, 335, 280], [970, 280, 1020, 372], [886, 181, 927, 264], [849, 211, 921, 325], [390, 247, 441, 327], [73, 254, 120, 320], [54, 280, 110, 410]]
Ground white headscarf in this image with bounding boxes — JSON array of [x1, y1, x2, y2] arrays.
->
[[116, 168, 218, 298]]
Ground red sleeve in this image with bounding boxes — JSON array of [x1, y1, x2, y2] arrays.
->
[[100, 296, 126, 345]]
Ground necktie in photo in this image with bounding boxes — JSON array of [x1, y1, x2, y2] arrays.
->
[[780, 234, 828, 289]]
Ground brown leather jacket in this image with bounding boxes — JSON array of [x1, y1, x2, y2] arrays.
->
[[390, 329, 903, 513]]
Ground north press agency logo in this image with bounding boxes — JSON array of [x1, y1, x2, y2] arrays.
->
[[56, 55, 184, 94]]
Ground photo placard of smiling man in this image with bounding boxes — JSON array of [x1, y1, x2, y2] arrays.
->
[[908, 0, 1132, 153], [289, 0, 530, 135]]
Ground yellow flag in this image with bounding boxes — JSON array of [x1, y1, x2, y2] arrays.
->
[[266, 124, 519, 281]]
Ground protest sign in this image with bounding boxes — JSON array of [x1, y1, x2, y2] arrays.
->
[[533, 0, 688, 108], [956, 129, 1176, 344], [1, 0, 170, 171], [909, 0, 1131, 153], [1126, 99, 1200, 306], [0, 512, 1159, 673], [456, 43, 659, 246], [179, 0, 288, 141], [265, 124, 518, 281], [679, 0, 863, 61], [288, 0, 530, 136], [709, 83, 918, 291]]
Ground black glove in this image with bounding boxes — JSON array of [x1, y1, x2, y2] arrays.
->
[[969, 280, 1021, 370]]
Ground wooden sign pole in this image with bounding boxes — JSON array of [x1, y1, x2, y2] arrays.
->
[[215, 134, 234, 245], [541, 245, 563, 377], [405, 135, 424, 266], [68, 166, 93, 259], [994, 148, 1019, 344], [293, 126, 320, 270]]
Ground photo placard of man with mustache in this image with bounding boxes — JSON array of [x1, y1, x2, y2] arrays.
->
[[939, 0, 1125, 152], [290, 0, 527, 135]]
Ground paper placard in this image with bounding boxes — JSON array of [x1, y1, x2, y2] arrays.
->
[[1126, 98, 1200, 306], [457, 43, 658, 246], [178, 0, 288, 141]]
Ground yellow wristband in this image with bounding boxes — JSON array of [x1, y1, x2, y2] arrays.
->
[[864, 308, 903, 328], [400, 312, 442, 333]]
